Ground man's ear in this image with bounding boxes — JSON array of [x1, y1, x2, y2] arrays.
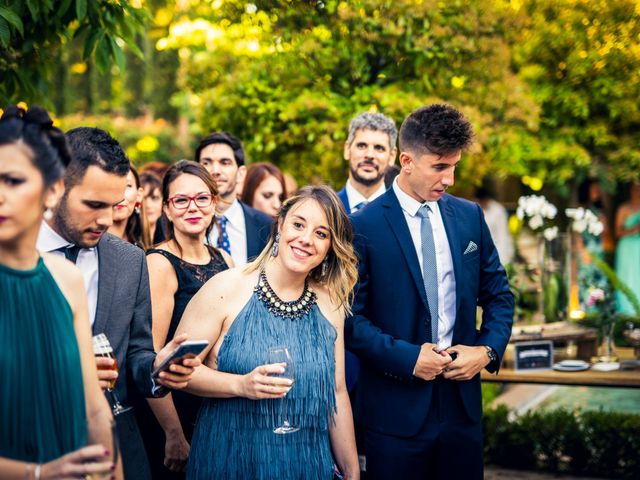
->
[[44, 178, 65, 212], [343, 141, 351, 161], [399, 152, 413, 173]]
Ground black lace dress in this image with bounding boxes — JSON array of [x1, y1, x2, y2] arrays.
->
[[136, 246, 229, 479]]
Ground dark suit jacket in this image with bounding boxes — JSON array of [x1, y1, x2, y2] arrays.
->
[[337, 187, 350, 213], [240, 201, 273, 261], [345, 189, 513, 438], [94, 233, 157, 479]]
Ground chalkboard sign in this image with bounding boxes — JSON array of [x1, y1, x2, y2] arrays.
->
[[514, 340, 554, 371]]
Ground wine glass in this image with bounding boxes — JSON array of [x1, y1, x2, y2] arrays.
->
[[92, 334, 131, 416], [267, 346, 299, 434]]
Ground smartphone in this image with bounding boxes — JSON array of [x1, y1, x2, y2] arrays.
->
[[152, 340, 209, 378]]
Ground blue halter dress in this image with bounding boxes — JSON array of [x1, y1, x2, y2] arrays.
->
[[187, 273, 337, 479]]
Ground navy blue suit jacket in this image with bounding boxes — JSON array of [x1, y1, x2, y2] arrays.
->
[[345, 189, 513, 437], [240, 201, 273, 261], [337, 186, 350, 213]]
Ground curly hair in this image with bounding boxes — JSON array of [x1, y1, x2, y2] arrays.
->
[[399, 104, 473, 157]]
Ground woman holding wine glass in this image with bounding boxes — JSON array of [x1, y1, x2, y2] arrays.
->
[[176, 185, 360, 479], [0, 105, 120, 479]]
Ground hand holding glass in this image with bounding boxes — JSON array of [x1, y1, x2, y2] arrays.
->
[[92, 333, 131, 416], [267, 346, 299, 434]]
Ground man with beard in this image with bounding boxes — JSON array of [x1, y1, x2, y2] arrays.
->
[[36, 127, 201, 479], [337, 112, 398, 214], [196, 131, 272, 266]]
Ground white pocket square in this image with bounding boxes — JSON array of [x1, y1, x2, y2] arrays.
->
[[463, 241, 478, 255]]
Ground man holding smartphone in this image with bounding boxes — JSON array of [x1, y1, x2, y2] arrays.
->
[[37, 127, 201, 479]]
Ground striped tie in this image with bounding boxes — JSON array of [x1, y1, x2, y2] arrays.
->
[[353, 201, 367, 213], [417, 204, 439, 345]]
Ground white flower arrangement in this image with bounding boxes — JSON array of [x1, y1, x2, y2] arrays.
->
[[516, 194, 558, 239], [565, 207, 604, 236]]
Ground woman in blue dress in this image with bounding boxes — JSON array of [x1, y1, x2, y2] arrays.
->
[[177, 185, 360, 479], [0, 106, 118, 478]]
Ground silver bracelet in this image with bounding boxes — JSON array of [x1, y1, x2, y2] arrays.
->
[[34, 464, 41, 480]]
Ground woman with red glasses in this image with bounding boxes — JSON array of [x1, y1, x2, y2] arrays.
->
[[135, 160, 232, 479]]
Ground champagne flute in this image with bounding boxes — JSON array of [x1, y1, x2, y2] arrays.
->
[[92, 333, 131, 416], [267, 346, 299, 434]]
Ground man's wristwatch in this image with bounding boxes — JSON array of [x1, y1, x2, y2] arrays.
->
[[484, 345, 498, 364]]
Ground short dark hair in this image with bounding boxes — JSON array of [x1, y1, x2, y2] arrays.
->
[[64, 127, 130, 188], [194, 132, 245, 167], [399, 104, 473, 157], [0, 105, 71, 187], [241, 162, 286, 207]]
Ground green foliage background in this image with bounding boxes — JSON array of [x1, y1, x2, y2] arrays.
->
[[2, 0, 639, 190]]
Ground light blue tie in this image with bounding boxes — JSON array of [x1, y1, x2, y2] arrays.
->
[[417, 204, 439, 344], [353, 201, 367, 213], [217, 216, 231, 255]]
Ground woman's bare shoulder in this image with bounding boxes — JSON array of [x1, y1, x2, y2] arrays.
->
[[312, 282, 344, 325]]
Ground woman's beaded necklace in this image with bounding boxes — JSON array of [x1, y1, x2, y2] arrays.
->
[[255, 270, 316, 320]]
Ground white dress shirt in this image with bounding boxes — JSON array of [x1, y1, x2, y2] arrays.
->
[[207, 198, 248, 266], [345, 180, 386, 214], [392, 179, 457, 350], [36, 221, 99, 326]]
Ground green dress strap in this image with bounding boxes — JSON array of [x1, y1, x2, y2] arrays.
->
[[0, 258, 87, 463]]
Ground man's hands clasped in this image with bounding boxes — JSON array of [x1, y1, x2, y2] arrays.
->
[[414, 343, 491, 381]]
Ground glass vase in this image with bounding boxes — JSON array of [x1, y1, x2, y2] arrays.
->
[[537, 233, 569, 323], [596, 321, 618, 363]]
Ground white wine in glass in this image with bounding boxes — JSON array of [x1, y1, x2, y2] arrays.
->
[[267, 346, 299, 434]]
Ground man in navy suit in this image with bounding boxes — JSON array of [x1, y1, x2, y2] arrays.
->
[[337, 111, 397, 214], [196, 132, 273, 265], [345, 104, 514, 479]]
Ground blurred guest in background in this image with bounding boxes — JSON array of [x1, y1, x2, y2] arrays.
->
[[615, 182, 640, 314], [0, 105, 118, 479], [475, 186, 514, 265], [337, 111, 397, 214], [141, 171, 166, 245], [241, 162, 286, 219], [137, 161, 232, 478], [196, 132, 272, 266], [109, 166, 151, 249], [140, 160, 171, 179]]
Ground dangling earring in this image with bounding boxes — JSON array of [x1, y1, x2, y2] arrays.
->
[[271, 233, 281, 257], [43, 208, 53, 221], [321, 258, 328, 277], [135, 202, 141, 215]]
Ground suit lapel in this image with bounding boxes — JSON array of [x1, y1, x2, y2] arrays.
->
[[241, 202, 257, 257], [93, 235, 116, 334], [382, 190, 429, 309], [337, 187, 350, 213], [438, 195, 463, 314]]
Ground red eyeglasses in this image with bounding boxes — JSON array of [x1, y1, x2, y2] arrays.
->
[[167, 193, 215, 210]]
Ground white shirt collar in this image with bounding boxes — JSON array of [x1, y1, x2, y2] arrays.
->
[[346, 179, 386, 205], [221, 198, 243, 225], [392, 178, 438, 217], [37, 220, 73, 252]]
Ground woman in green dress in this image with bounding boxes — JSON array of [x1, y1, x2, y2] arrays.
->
[[0, 106, 119, 479], [615, 182, 640, 314]]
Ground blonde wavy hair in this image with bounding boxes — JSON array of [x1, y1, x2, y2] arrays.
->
[[246, 185, 358, 314]]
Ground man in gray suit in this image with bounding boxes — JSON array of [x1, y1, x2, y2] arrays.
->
[[37, 127, 200, 479]]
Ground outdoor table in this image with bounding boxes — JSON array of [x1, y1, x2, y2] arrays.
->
[[482, 347, 640, 389]]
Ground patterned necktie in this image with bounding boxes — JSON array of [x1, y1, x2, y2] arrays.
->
[[353, 201, 367, 213], [417, 204, 439, 345], [217, 216, 231, 255], [57, 245, 82, 264]]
